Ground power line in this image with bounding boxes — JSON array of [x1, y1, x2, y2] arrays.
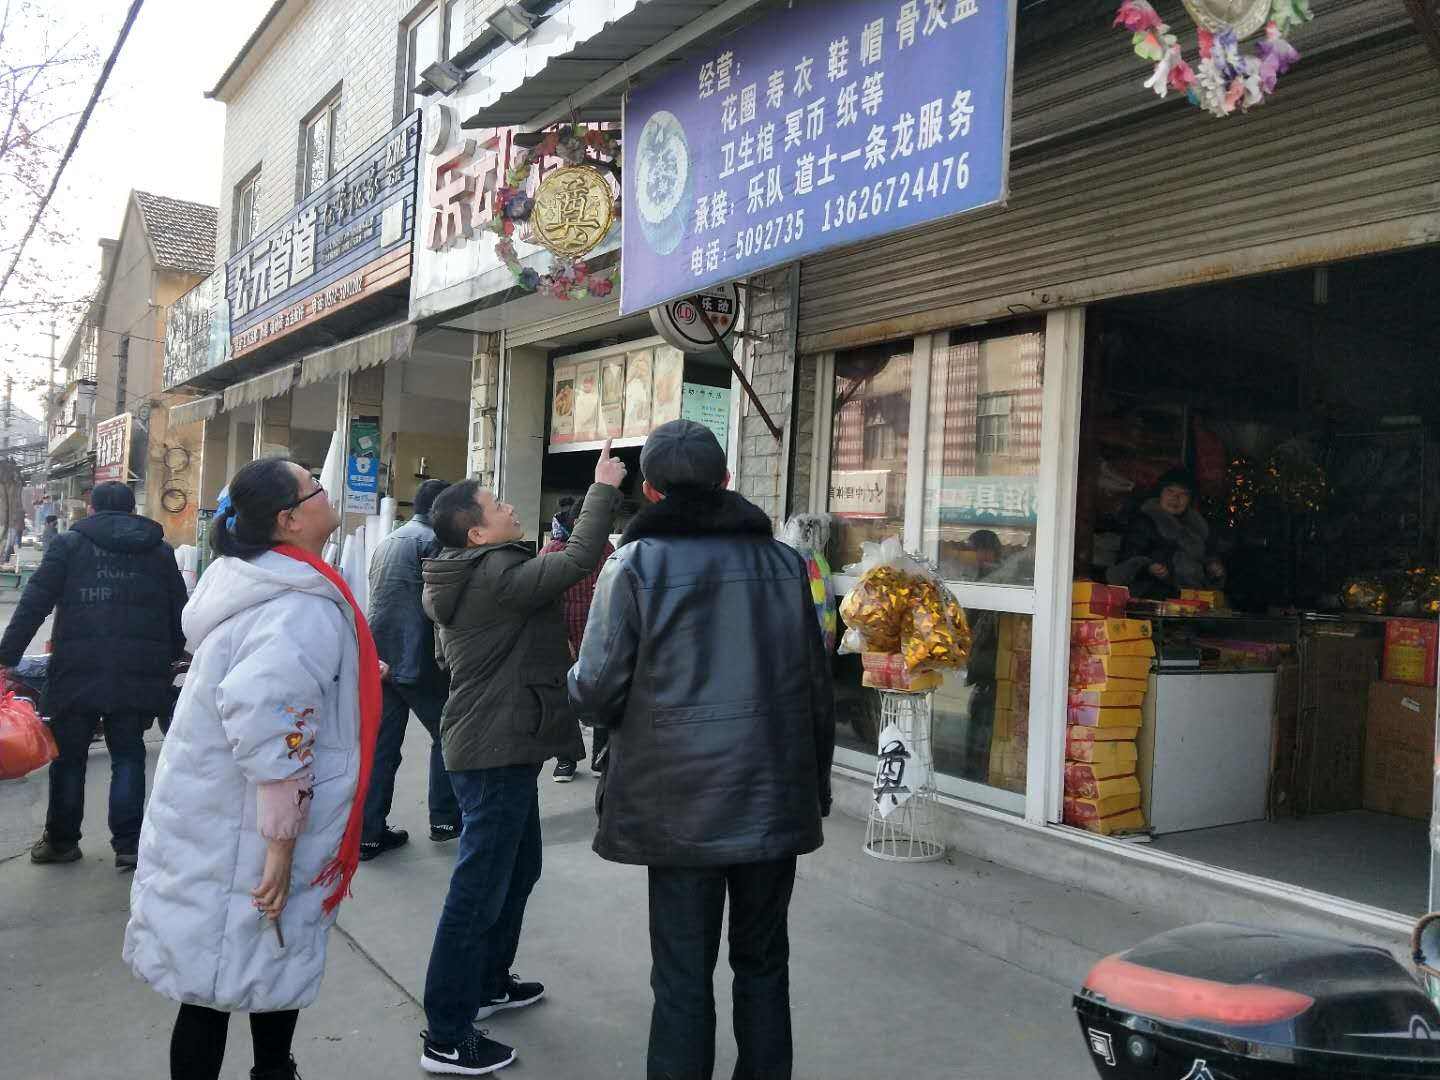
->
[[0, 0, 146, 304]]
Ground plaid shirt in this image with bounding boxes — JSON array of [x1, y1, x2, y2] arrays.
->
[[539, 538, 615, 655]]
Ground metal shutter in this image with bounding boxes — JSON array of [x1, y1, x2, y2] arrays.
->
[[797, 2, 1439, 352]]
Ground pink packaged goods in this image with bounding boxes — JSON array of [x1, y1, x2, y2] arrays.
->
[[1072, 619, 1152, 647]]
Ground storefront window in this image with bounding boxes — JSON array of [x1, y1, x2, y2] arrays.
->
[[921, 322, 1044, 586], [933, 610, 1032, 792], [827, 343, 911, 569], [832, 606, 1033, 797]]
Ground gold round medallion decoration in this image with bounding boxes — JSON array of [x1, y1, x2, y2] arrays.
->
[[1181, 0, 1272, 38], [531, 165, 615, 260]]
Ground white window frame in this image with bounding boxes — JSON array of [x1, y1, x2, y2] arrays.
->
[[813, 308, 1086, 823], [301, 93, 342, 199], [404, 0, 465, 115], [232, 167, 262, 250]]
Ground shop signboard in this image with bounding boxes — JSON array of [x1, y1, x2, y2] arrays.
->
[[226, 114, 420, 361], [93, 413, 133, 483], [620, 0, 1016, 314], [830, 468, 889, 518], [163, 268, 231, 389], [345, 416, 381, 515], [650, 285, 741, 353], [938, 474, 1037, 527], [410, 103, 621, 323], [681, 383, 731, 447]]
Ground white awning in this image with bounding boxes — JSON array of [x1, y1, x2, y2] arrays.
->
[[222, 363, 298, 414], [457, 0, 779, 130], [167, 395, 222, 428], [298, 322, 416, 387]]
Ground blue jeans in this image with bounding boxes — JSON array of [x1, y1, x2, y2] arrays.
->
[[362, 675, 459, 842], [423, 763, 543, 1046], [46, 712, 147, 853]]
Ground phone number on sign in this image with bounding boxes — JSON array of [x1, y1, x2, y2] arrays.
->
[[730, 151, 972, 266]]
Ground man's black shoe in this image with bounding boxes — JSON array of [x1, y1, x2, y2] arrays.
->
[[420, 1030, 515, 1075], [359, 826, 409, 861], [429, 823, 460, 843], [474, 974, 545, 1020], [116, 851, 138, 872], [552, 759, 577, 783], [30, 836, 81, 864]]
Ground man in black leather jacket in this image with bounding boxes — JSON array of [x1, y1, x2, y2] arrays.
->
[[569, 419, 835, 1080]]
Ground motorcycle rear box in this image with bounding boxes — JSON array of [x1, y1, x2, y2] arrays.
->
[[1074, 923, 1440, 1079]]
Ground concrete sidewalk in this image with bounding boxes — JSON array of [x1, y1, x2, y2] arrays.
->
[[0, 723, 1096, 1079]]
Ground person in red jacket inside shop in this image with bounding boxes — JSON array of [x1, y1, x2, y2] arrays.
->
[[540, 496, 615, 782]]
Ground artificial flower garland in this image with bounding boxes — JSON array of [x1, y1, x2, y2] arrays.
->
[[1114, 1, 1313, 117], [488, 125, 621, 302]]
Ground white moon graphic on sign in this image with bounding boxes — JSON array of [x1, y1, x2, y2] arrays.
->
[[634, 110, 693, 256]]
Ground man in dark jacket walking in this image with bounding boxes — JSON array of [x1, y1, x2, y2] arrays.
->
[[569, 420, 836, 1080], [0, 482, 187, 870], [362, 477, 461, 859], [415, 445, 625, 1076]]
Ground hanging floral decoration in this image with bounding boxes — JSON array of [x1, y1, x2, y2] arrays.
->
[[487, 125, 621, 302], [1113, 1, 1313, 117]]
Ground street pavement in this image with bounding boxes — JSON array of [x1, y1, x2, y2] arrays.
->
[[0, 568, 1094, 1078]]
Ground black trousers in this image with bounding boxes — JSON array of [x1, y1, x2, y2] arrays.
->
[[170, 1003, 298, 1079], [647, 857, 797, 1080]]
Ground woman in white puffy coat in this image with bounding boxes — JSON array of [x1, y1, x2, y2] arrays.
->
[[125, 458, 379, 1080]]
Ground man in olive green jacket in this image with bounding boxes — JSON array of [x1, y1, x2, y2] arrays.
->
[[416, 447, 625, 1073]]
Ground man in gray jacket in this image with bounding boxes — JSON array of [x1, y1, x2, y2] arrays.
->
[[416, 445, 625, 1076], [362, 478, 460, 859]]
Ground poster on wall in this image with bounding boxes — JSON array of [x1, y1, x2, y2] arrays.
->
[[346, 416, 381, 515], [600, 356, 626, 437], [652, 347, 685, 426], [573, 361, 601, 442], [682, 383, 730, 447], [551, 362, 577, 443], [619, 0, 1016, 314], [830, 468, 889, 519], [623, 349, 654, 437], [938, 474, 1038, 527]]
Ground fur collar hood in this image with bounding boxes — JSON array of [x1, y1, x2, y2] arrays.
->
[[620, 488, 773, 547]]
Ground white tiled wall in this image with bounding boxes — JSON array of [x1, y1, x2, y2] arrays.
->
[[215, 0, 421, 261]]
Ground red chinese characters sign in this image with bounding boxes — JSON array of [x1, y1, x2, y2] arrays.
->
[[94, 413, 132, 483]]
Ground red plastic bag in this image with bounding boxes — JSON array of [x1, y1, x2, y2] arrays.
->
[[0, 692, 57, 780]]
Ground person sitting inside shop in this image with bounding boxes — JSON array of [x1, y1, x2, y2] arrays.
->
[[1107, 469, 1225, 601]]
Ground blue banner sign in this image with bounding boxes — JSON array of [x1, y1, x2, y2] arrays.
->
[[226, 114, 420, 360], [620, 0, 1015, 314], [938, 474, 1037, 527]]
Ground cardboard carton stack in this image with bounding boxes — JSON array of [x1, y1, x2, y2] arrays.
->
[[987, 613, 1032, 794], [1363, 617, 1438, 821], [1064, 583, 1151, 835]]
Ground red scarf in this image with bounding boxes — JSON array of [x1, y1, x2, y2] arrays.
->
[[275, 543, 381, 914]]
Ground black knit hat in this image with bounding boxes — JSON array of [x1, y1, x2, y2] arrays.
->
[[1156, 468, 1196, 494], [640, 420, 727, 493]]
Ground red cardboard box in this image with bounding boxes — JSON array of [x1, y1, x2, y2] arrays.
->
[[1382, 619, 1438, 687]]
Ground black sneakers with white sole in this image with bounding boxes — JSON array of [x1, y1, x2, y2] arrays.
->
[[420, 1030, 515, 1075], [473, 974, 545, 1021]]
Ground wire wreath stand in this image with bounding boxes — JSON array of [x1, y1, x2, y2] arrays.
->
[[865, 689, 946, 863]]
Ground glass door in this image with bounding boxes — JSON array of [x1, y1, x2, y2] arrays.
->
[[821, 309, 1084, 820]]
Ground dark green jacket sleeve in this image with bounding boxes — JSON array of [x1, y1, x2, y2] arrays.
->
[[485, 484, 621, 613]]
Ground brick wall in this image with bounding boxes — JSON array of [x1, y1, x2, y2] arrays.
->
[[216, 0, 414, 261], [733, 265, 800, 523]]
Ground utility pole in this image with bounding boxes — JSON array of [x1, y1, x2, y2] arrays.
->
[[3, 375, 12, 451]]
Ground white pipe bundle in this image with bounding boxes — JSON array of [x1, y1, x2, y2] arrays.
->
[[378, 497, 397, 539], [319, 427, 344, 509], [340, 524, 369, 612], [364, 514, 382, 573]]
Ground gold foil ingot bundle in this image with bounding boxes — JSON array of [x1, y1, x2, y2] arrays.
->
[[841, 566, 971, 671]]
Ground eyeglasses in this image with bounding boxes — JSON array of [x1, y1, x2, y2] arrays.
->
[[285, 476, 325, 511]]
